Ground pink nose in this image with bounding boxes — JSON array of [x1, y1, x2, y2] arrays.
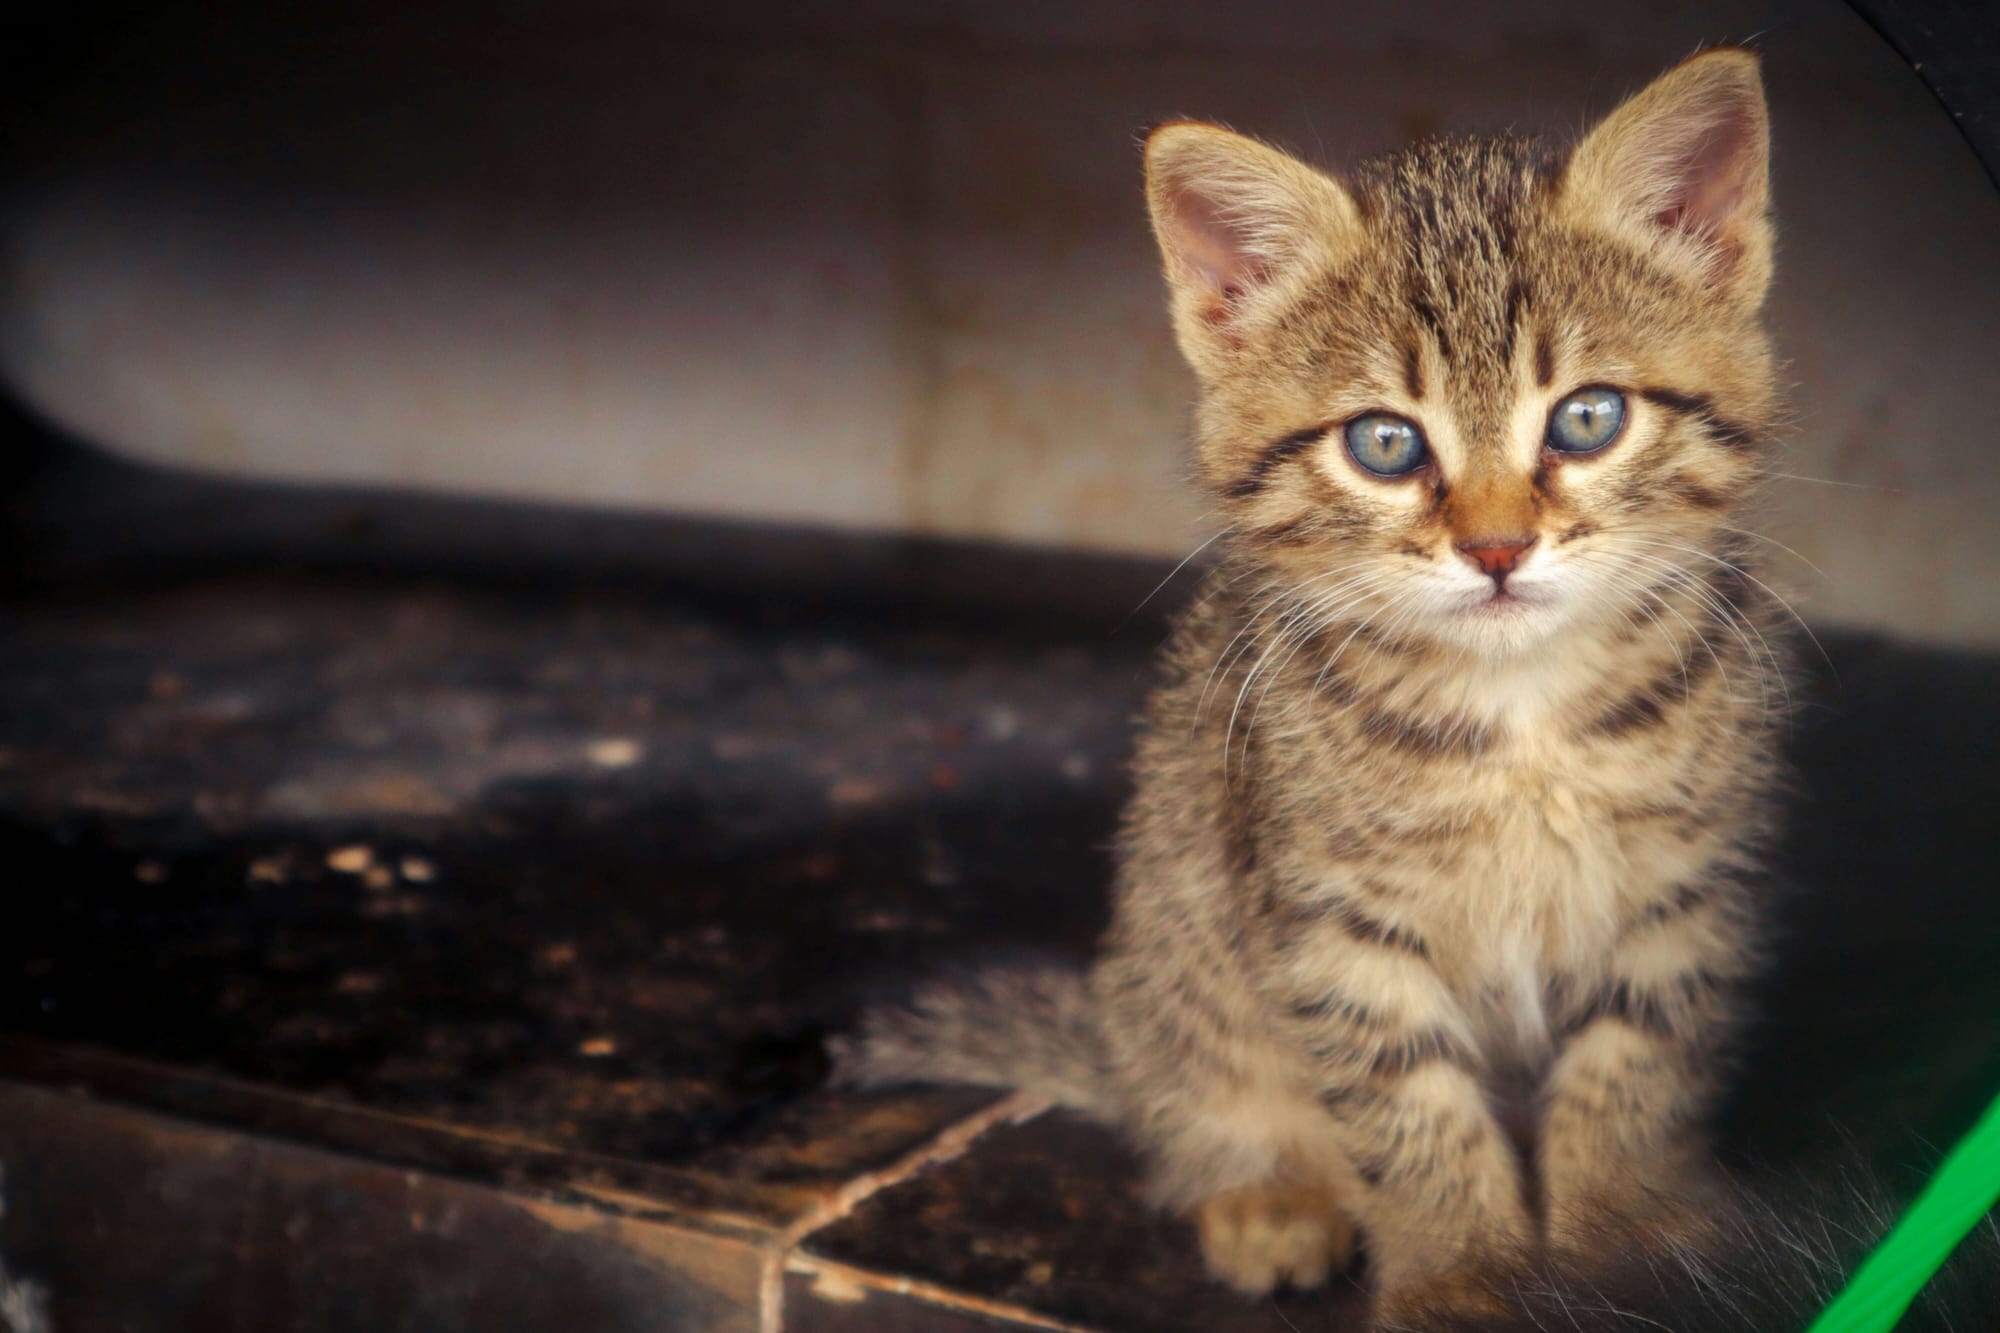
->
[[1455, 536, 1537, 581]]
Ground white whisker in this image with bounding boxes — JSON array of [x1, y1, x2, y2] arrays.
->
[[1714, 523, 1825, 578], [1759, 470, 1899, 492], [1120, 528, 1234, 629], [1622, 534, 1833, 683], [1224, 569, 1390, 773]]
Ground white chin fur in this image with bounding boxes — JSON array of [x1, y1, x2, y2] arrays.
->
[[1421, 576, 1578, 655]]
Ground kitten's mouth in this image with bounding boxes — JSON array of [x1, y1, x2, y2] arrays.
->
[[1466, 588, 1539, 615]]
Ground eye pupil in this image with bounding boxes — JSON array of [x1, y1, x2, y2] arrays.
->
[[1344, 414, 1429, 477], [1548, 387, 1626, 453]]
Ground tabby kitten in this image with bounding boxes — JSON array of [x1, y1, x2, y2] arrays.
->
[[840, 50, 1786, 1326]]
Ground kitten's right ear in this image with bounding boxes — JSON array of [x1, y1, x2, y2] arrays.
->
[[1144, 122, 1359, 377], [1560, 49, 1773, 308]]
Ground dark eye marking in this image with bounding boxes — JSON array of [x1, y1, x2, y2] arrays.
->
[[1636, 386, 1708, 416], [1533, 328, 1555, 389], [1400, 336, 1426, 400], [1226, 421, 1335, 499], [1637, 386, 1756, 449]]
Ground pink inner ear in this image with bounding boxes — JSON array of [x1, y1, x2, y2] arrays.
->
[[1652, 99, 1759, 242], [1165, 186, 1268, 321]]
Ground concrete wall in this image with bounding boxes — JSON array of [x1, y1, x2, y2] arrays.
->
[[4, 0, 1997, 642]]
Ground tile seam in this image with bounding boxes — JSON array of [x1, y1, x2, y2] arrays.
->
[[757, 1091, 1051, 1333]]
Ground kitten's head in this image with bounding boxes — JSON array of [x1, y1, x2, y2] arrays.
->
[[1146, 50, 1780, 657]]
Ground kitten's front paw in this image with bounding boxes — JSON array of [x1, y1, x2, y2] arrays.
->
[[1194, 1183, 1356, 1294]]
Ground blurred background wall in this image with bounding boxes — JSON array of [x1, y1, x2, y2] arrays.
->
[[3, 0, 1996, 642]]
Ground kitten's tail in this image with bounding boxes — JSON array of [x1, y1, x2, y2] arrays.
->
[[828, 962, 1115, 1119], [1402, 1164, 2000, 1333]]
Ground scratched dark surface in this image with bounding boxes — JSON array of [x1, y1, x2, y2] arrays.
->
[[0, 413, 1143, 1192], [3, 411, 2000, 1330]]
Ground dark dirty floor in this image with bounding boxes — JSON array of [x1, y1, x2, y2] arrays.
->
[[2, 403, 1999, 1333]]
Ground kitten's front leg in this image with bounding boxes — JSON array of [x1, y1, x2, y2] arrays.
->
[[1292, 979, 1532, 1322], [1541, 903, 1745, 1253], [1538, 1019, 1718, 1257], [1331, 1062, 1533, 1325]]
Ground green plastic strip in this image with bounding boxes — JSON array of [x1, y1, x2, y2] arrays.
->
[[1805, 1091, 2000, 1333]]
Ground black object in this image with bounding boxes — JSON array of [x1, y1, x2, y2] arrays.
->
[[1848, 0, 2000, 187]]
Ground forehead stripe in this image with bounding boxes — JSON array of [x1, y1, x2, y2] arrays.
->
[[1409, 295, 1454, 361], [1501, 279, 1526, 369]]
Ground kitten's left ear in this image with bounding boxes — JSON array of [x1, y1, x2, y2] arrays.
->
[[1144, 122, 1361, 380], [1561, 48, 1772, 308]]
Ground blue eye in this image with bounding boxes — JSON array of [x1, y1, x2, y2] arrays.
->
[[1548, 386, 1627, 453], [1344, 414, 1429, 476]]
